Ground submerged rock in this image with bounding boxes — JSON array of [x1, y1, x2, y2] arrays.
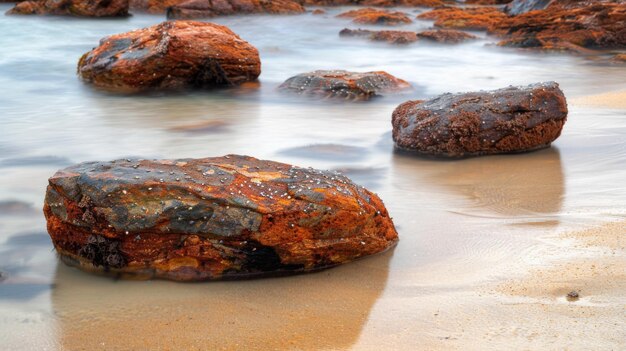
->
[[44, 155, 398, 281], [77, 21, 260, 92], [166, 0, 304, 19], [492, 1, 626, 51], [391, 82, 568, 157], [417, 6, 506, 30], [416, 29, 477, 43], [279, 70, 411, 100], [337, 8, 412, 26], [340, 28, 418, 44], [6, 0, 129, 16], [504, 0, 552, 15]]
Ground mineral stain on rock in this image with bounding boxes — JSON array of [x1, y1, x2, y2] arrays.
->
[[44, 155, 398, 281], [391, 82, 568, 158], [77, 21, 261, 92]]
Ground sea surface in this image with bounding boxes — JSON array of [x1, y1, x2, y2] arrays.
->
[[1, 6, 625, 350]]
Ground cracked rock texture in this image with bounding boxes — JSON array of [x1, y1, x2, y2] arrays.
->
[[6, 0, 129, 16], [392, 82, 568, 157], [337, 8, 412, 26], [77, 21, 260, 92], [279, 70, 411, 100], [166, 0, 304, 19], [44, 155, 398, 281]]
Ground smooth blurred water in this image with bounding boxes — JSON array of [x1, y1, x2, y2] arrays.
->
[[0, 6, 625, 350]]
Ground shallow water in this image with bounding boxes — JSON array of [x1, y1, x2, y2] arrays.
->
[[0, 6, 625, 350]]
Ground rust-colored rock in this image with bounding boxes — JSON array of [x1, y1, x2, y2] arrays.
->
[[166, 0, 304, 19], [465, 0, 511, 4], [337, 8, 412, 26], [312, 8, 326, 14], [279, 70, 411, 100], [391, 82, 568, 157], [491, 1, 626, 51], [297, 0, 449, 6], [417, 6, 506, 30], [6, 0, 128, 16], [44, 155, 398, 281], [416, 29, 477, 43], [77, 21, 260, 92], [340, 28, 418, 44]]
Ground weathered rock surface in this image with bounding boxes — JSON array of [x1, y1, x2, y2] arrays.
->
[[166, 0, 304, 19], [392, 82, 568, 157], [337, 8, 412, 25], [491, 0, 626, 50], [504, 0, 552, 15], [44, 155, 398, 281], [340, 28, 418, 44], [465, 0, 511, 4], [77, 21, 260, 92], [417, 6, 506, 30], [6, 0, 128, 16], [297, 0, 449, 6], [279, 70, 411, 100], [416, 29, 477, 43]]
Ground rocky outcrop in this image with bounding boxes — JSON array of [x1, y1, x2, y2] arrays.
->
[[297, 0, 449, 6], [416, 29, 477, 43], [391, 82, 568, 157], [491, 1, 626, 51], [166, 0, 304, 19], [337, 8, 412, 25], [279, 70, 411, 100], [77, 21, 260, 92], [504, 0, 552, 15], [44, 155, 398, 281], [464, 0, 511, 4], [417, 6, 506, 30], [340, 28, 418, 44], [6, 0, 128, 16]]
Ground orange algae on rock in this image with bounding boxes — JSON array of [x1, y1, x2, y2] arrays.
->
[[44, 155, 398, 281]]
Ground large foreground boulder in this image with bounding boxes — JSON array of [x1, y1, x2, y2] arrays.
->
[[44, 155, 398, 281], [77, 21, 260, 92], [166, 0, 304, 19], [6, 0, 128, 16], [279, 70, 411, 100], [392, 82, 568, 157]]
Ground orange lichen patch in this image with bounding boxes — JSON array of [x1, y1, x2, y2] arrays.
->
[[337, 8, 412, 26], [417, 6, 506, 30], [279, 70, 411, 100], [165, 0, 304, 19], [44, 155, 398, 281], [392, 82, 568, 157], [490, 1, 626, 51], [340, 28, 418, 44], [416, 29, 477, 43], [77, 21, 260, 92], [7, 0, 129, 16]]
